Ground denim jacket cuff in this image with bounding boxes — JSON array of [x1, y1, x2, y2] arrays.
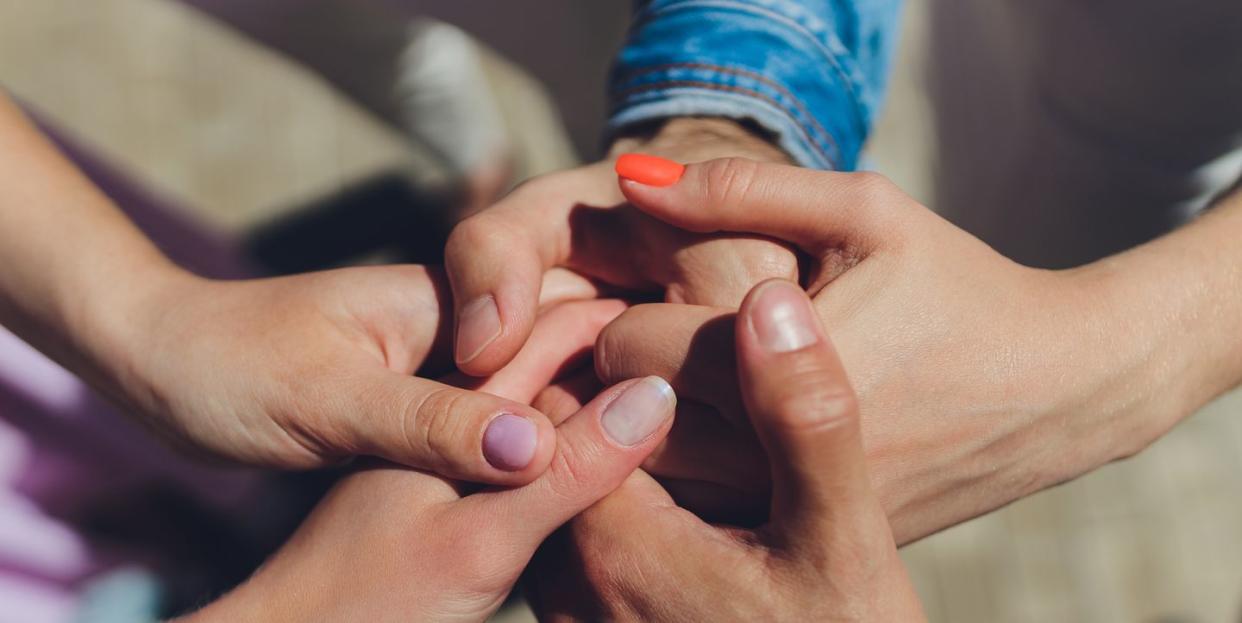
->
[[608, 0, 893, 171]]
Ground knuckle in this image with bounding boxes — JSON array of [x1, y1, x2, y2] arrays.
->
[[593, 310, 642, 383], [443, 530, 517, 594], [702, 157, 761, 210], [763, 366, 859, 435], [543, 437, 600, 505], [403, 387, 475, 470], [735, 238, 800, 280], [446, 213, 516, 259], [532, 388, 581, 425], [510, 168, 577, 195], [851, 171, 899, 203], [569, 534, 623, 594], [832, 172, 916, 252], [567, 523, 641, 598], [848, 172, 914, 226]]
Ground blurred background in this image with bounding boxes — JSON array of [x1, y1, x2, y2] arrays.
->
[[0, 0, 1240, 621]]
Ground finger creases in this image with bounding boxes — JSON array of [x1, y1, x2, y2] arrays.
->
[[619, 157, 899, 259], [452, 377, 676, 550], [595, 303, 744, 424], [351, 372, 556, 486], [734, 280, 876, 536]]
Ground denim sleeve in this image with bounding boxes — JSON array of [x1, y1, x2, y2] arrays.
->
[[608, 0, 903, 170]]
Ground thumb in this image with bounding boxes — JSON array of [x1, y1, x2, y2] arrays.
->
[[734, 278, 887, 550], [342, 371, 557, 486], [616, 154, 902, 257], [450, 376, 676, 557]]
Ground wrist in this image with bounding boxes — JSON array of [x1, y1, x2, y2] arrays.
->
[[608, 117, 792, 164], [68, 256, 202, 411], [171, 576, 281, 623], [1024, 191, 1242, 483]]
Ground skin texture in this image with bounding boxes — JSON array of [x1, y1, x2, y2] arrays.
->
[[529, 280, 926, 622], [181, 299, 678, 622], [442, 117, 800, 376], [0, 92, 605, 485], [120, 265, 602, 480], [594, 158, 1242, 544]]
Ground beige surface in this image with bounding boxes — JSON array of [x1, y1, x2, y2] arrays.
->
[[0, 0, 415, 231], [2, 1, 1240, 621]]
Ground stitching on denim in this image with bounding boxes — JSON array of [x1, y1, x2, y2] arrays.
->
[[608, 87, 833, 168], [628, 0, 867, 129], [611, 85, 834, 167], [613, 62, 843, 163], [611, 81, 837, 167], [611, 79, 838, 167]]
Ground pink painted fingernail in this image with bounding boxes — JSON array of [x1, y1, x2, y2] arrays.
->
[[456, 295, 501, 364], [750, 280, 819, 353], [601, 377, 676, 446], [482, 413, 538, 471]]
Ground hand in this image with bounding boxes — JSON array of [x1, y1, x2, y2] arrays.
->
[[529, 280, 925, 622], [597, 157, 1192, 542], [108, 263, 599, 485], [179, 299, 678, 622], [443, 118, 800, 376], [0, 95, 591, 484]]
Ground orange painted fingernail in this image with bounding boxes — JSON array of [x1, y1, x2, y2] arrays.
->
[[615, 153, 685, 187]]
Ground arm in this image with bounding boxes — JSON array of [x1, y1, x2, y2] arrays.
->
[[1081, 189, 1242, 426], [0, 91, 584, 483], [0, 93, 178, 399], [599, 157, 1242, 542]]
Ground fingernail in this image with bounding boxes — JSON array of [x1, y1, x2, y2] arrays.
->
[[456, 295, 501, 364], [750, 280, 819, 353], [601, 376, 676, 446], [482, 413, 538, 471], [615, 153, 685, 187]]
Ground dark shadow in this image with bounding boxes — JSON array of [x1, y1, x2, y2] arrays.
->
[[78, 473, 339, 618], [243, 172, 457, 275], [663, 313, 771, 527]]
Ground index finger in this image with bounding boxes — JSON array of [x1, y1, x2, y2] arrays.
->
[[617, 155, 908, 259]]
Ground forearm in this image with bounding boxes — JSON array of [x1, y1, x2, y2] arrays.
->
[[608, 117, 791, 163], [1129, 191, 1242, 400], [0, 93, 190, 398], [1088, 189, 1242, 448]]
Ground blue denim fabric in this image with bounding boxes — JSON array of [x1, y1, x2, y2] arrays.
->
[[609, 0, 903, 170]]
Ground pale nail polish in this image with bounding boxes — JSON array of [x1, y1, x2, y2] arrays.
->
[[456, 295, 501, 364], [601, 377, 676, 446], [750, 280, 819, 353], [482, 413, 537, 471]]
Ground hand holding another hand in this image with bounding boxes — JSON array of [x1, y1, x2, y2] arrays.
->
[[599, 157, 1184, 543], [181, 299, 677, 622], [109, 264, 600, 485], [443, 118, 800, 376], [531, 280, 925, 622]]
